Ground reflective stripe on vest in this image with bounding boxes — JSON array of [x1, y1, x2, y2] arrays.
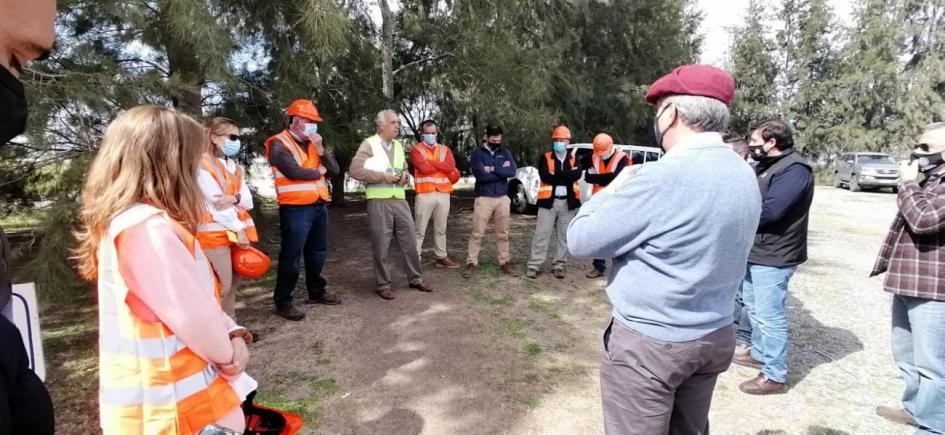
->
[[591, 150, 629, 195], [364, 135, 406, 199], [196, 154, 259, 248], [264, 130, 331, 205], [414, 144, 454, 194], [98, 204, 240, 434], [537, 152, 581, 200]]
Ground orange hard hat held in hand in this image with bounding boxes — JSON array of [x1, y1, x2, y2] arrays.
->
[[286, 99, 323, 122], [593, 133, 614, 156], [551, 125, 572, 140], [232, 246, 272, 279]]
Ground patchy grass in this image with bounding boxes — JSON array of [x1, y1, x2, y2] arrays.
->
[[0, 208, 45, 230], [504, 318, 534, 339], [517, 395, 542, 409], [524, 343, 544, 357]]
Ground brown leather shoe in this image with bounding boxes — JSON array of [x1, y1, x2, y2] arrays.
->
[[499, 263, 515, 275], [305, 293, 341, 305], [436, 257, 461, 269], [462, 263, 476, 279], [409, 282, 433, 292], [739, 373, 785, 395], [732, 353, 764, 369], [377, 288, 395, 300], [875, 406, 917, 427], [275, 305, 306, 321], [733, 343, 751, 359]]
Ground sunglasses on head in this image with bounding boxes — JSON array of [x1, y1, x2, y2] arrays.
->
[[222, 134, 239, 141]]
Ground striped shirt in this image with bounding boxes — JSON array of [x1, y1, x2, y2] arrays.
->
[[871, 173, 945, 301]]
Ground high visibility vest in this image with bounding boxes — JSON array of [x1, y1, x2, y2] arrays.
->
[[97, 204, 241, 435], [264, 130, 331, 205], [591, 150, 630, 195], [363, 135, 406, 200], [196, 154, 259, 249], [414, 143, 454, 194], [537, 152, 581, 200]]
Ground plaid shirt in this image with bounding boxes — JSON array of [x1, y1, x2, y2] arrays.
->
[[871, 173, 945, 301]]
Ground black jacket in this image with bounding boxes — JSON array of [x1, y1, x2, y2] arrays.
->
[[536, 150, 583, 210], [749, 150, 815, 267]]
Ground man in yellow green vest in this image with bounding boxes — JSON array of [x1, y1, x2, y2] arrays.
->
[[350, 110, 434, 300]]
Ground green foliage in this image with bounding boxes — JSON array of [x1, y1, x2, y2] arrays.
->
[[728, 0, 780, 135]]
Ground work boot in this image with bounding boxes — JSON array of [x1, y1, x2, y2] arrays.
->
[[275, 305, 305, 321], [732, 353, 764, 369], [875, 406, 916, 427], [306, 292, 342, 305], [499, 263, 515, 276], [463, 264, 476, 279], [738, 373, 785, 395], [409, 282, 434, 292], [436, 257, 461, 269], [586, 268, 605, 279], [552, 268, 566, 279], [377, 287, 395, 300], [526, 268, 538, 279]]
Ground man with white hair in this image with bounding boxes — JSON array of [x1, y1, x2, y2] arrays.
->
[[350, 110, 433, 300], [872, 123, 945, 434], [568, 65, 761, 434]]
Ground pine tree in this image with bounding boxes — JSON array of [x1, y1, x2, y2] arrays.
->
[[727, 0, 780, 136], [898, 0, 945, 145]]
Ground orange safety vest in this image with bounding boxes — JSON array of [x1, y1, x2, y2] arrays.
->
[[591, 150, 630, 195], [414, 144, 454, 194], [98, 204, 241, 435], [263, 130, 331, 205], [196, 154, 259, 249], [537, 151, 582, 200]]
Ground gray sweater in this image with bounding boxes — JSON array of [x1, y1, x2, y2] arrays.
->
[[568, 132, 761, 341]]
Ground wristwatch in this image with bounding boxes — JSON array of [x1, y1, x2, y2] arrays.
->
[[234, 193, 241, 205], [228, 327, 254, 344]]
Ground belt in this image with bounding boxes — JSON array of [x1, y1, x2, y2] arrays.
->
[[554, 196, 568, 199]]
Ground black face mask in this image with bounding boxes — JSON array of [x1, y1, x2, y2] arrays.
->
[[0, 66, 28, 145], [650, 106, 673, 151], [748, 145, 766, 161], [911, 151, 945, 174], [487, 142, 502, 148]]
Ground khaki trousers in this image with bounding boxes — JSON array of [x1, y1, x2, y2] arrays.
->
[[204, 246, 240, 320], [414, 192, 451, 259], [527, 199, 575, 270], [367, 199, 423, 290], [601, 320, 735, 435], [466, 196, 510, 266]]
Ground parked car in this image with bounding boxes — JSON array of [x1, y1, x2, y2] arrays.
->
[[508, 143, 663, 214], [833, 152, 899, 192]]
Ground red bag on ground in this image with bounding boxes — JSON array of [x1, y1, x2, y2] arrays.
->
[[243, 391, 304, 435]]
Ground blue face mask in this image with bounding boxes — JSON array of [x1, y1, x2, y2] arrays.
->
[[553, 142, 567, 153], [222, 139, 241, 157], [303, 122, 319, 136], [422, 134, 437, 146]]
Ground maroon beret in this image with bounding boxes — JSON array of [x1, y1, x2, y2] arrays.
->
[[645, 64, 736, 106]]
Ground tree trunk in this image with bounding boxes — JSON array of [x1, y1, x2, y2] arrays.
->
[[380, 0, 395, 102], [330, 172, 347, 205]]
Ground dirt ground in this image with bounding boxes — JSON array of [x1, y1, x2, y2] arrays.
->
[[42, 186, 912, 434]]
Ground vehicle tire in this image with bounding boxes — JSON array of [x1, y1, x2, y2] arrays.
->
[[509, 181, 528, 214], [833, 172, 843, 188], [891, 187, 899, 194], [849, 175, 861, 192]]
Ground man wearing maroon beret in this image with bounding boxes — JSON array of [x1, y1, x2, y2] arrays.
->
[[568, 64, 761, 434]]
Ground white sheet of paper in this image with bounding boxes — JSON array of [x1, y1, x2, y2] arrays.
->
[[11, 283, 46, 381]]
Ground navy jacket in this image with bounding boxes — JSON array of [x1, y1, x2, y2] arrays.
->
[[470, 144, 517, 197]]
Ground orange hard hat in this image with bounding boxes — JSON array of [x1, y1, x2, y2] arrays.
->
[[286, 99, 323, 122], [447, 168, 461, 184], [551, 125, 572, 140], [231, 246, 272, 279], [593, 133, 614, 155]]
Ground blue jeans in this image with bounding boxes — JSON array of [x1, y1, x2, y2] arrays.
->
[[742, 263, 796, 383], [892, 295, 945, 434], [274, 204, 329, 309], [734, 282, 752, 345], [593, 259, 607, 273]]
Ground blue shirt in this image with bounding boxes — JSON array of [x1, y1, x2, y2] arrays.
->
[[567, 132, 762, 341], [470, 144, 517, 197]]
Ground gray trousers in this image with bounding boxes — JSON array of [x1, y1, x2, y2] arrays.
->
[[601, 320, 735, 435], [367, 199, 423, 290], [527, 199, 575, 270]]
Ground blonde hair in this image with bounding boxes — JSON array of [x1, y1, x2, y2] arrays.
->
[[74, 105, 209, 279], [203, 117, 238, 155]]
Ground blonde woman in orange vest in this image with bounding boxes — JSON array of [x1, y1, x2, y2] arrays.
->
[[263, 99, 341, 321], [525, 125, 584, 280], [198, 117, 258, 320], [583, 133, 630, 279], [75, 106, 255, 435], [410, 119, 461, 269]]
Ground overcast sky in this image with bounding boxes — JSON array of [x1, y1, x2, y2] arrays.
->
[[697, 0, 857, 66]]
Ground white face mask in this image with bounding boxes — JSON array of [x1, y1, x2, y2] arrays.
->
[[303, 122, 319, 136]]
